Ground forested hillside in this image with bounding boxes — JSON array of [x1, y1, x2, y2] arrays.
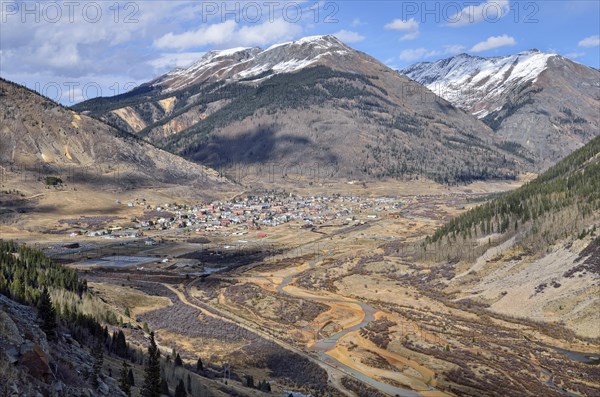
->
[[425, 135, 600, 258], [0, 240, 87, 304]]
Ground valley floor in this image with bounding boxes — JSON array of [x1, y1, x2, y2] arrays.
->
[[2, 178, 598, 397]]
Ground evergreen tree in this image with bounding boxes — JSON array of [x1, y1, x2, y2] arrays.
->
[[161, 379, 170, 396], [128, 368, 135, 387], [141, 332, 161, 397], [174, 353, 183, 367], [258, 380, 271, 392], [113, 330, 128, 358], [119, 361, 132, 397], [37, 287, 57, 340], [91, 340, 104, 388], [196, 357, 203, 372], [174, 379, 187, 397]]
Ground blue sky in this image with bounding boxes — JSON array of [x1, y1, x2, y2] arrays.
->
[[1, 0, 598, 105]]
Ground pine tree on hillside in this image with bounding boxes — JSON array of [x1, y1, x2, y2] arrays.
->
[[141, 332, 161, 397], [91, 340, 104, 388], [196, 357, 203, 372], [38, 287, 57, 340], [128, 368, 135, 387], [113, 330, 128, 358], [119, 361, 132, 397], [160, 378, 170, 396], [174, 353, 183, 367], [174, 379, 187, 397]]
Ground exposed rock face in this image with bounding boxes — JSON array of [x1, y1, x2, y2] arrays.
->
[[0, 294, 123, 397], [0, 310, 23, 345], [0, 78, 233, 194], [20, 345, 51, 380]]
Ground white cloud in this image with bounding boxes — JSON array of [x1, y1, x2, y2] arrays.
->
[[444, 44, 467, 55], [0, 1, 313, 105], [399, 48, 441, 62], [0, 1, 195, 78], [470, 35, 516, 52], [385, 18, 420, 41], [564, 52, 585, 59], [351, 18, 365, 27], [448, 0, 510, 27], [385, 18, 419, 31], [385, 18, 418, 31], [333, 30, 365, 43], [153, 20, 235, 49], [578, 35, 600, 48], [396, 44, 467, 63], [154, 19, 301, 50], [149, 52, 207, 70], [400, 31, 420, 41]]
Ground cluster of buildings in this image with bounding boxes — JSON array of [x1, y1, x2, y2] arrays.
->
[[69, 193, 410, 239]]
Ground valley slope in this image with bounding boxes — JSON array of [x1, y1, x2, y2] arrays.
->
[[0, 78, 229, 192], [426, 135, 600, 337]]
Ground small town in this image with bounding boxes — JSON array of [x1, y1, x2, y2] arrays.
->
[[60, 192, 410, 241]]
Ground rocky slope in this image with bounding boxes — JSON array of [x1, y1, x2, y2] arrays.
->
[[0, 294, 124, 397], [401, 51, 600, 169], [75, 36, 525, 184], [430, 136, 600, 337], [0, 78, 232, 194]]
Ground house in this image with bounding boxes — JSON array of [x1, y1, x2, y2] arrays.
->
[[87, 230, 108, 237]]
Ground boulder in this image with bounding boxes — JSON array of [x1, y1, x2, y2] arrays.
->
[[4, 346, 19, 364], [20, 340, 34, 355], [97, 379, 109, 395], [0, 311, 24, 345], [20, 344, 51, 381], [53, 381, 64, 393]]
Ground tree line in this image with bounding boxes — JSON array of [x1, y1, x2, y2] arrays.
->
[[427, 135, 600, 250]]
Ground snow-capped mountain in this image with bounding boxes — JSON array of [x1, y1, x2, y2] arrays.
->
[[402, 51, 600, 168], [401, 50, 554, 118], [74, 36, 532, 183], [152, 35, 361, 92]]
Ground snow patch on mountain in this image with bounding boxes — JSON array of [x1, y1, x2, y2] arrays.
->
[[153, 35, 351, 91], [401, 50, 557, 118]]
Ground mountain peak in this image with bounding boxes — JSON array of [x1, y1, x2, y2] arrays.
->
[[401, 50, 600, 168], [401, 50, 557, 118], [265, 34, 347, 51], [152, 35, 356, 91], [205, 46, 259, 58], [295, 34, 345, 46]]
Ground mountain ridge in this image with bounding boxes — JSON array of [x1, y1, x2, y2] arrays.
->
[[0, 77, 232, 194], [74, 36, 525, 185], [401, 51, 600, 169]]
